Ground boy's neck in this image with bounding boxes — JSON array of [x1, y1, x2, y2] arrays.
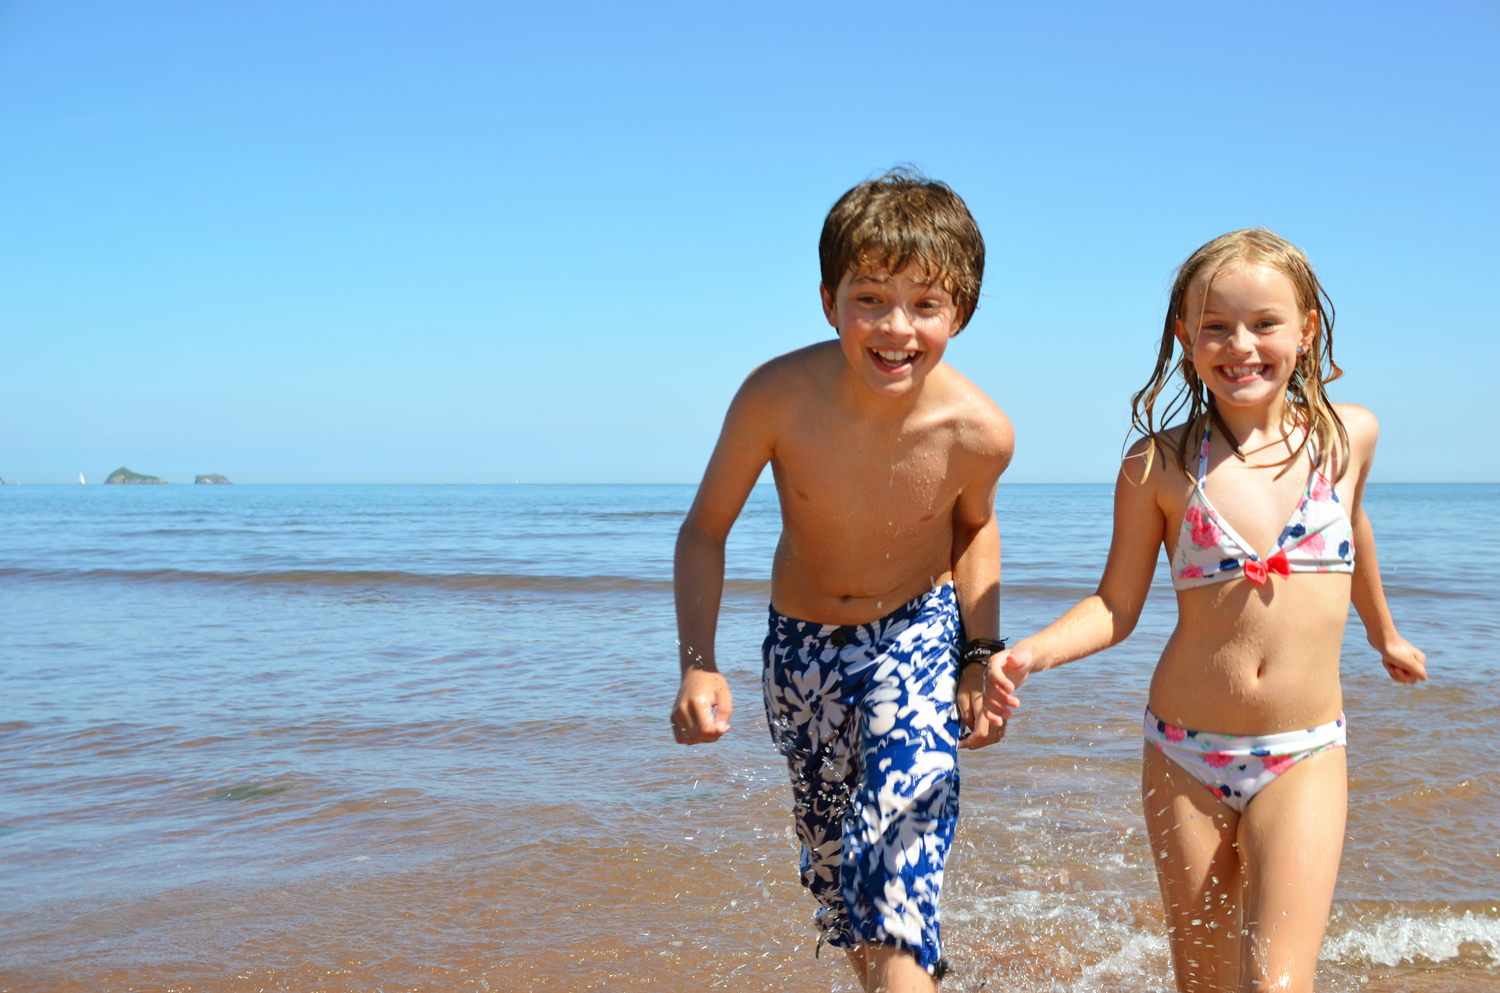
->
[[834, 355, 936, 423], [834, 363, 931, 421]]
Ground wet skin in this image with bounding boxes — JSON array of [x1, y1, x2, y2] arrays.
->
[[671, 265, 1013, 749], [669, 265, 1014, 992], [984, 264, 1425, 992]]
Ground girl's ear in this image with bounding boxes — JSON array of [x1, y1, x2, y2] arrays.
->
[[1302, 309, 1320, 351], [820, 283, 839, 330], [1174, 318, 1192, 353]]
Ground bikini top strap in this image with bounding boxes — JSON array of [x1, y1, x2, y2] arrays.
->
[[1197, 424, 1211, 486]]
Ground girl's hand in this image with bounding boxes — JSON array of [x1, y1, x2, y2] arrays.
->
[[981, 647, 1029, 728], [1374, 634, 1428, 684], [957, 662, 1004, 750]]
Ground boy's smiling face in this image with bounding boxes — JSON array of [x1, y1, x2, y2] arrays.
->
[[821, 264, 966, 399]]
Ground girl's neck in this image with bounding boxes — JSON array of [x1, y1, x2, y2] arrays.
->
[[1213, 394, 1294, 451]]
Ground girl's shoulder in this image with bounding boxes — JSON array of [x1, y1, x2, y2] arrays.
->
[[1334, 403, 1379, 447], [1121, 423, 1197, 489], [1329, 403, 1380, 481]]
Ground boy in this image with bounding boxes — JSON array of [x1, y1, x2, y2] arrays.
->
[[669, 171, 1013, 992]]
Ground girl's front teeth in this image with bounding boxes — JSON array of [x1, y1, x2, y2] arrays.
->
[[875, 349, 916, 362], [1223, 364, 1267, 377]]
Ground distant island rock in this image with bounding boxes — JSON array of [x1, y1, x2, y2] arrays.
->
[[195, 474, 232, 484], [105, 467, 167, 485]]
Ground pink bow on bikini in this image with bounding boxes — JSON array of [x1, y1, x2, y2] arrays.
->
[[1243, 549, 1291, 585]]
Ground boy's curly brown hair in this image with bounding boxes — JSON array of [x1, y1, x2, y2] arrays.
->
[[819, 169, 985, 331]]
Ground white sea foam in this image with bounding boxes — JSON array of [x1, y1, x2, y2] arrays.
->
[[1322, 910, 1500, 968]]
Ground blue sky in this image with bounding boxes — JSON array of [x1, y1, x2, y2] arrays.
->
[[1, 1, 1495, 483]]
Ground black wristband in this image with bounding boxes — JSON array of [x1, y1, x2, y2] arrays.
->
[[958, 637, 1007, 671]]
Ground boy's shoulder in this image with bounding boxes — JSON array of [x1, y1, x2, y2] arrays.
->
[[724, 342, 840, 421], [740, 340, 850, 394], [923, 363, 1014, 458]]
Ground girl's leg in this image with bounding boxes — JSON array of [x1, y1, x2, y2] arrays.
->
[[1143, 745, 1246, 992], [1235, 747, 1347, 993]]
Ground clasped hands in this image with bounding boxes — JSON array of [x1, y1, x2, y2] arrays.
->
[[670, 647, 1041, 750]]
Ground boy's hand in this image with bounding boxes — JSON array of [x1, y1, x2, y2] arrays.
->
[[1373, 633, 1428, 684], [670, 670, 734, 744], [956, 662, 1005, 750], [982, 647, 1036, 727]]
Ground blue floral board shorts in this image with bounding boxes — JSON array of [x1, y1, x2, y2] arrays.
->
[[762, 583, 962, 975]]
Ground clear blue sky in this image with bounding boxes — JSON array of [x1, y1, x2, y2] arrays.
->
[[1, 1, 1495, 483]]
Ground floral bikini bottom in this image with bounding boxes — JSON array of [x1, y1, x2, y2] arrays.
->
[[1144, 707, 1347, 813]]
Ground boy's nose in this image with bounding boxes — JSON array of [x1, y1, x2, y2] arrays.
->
[[883, 306, 916, 336]]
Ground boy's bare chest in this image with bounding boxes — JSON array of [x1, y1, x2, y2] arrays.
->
[[773, 423, 959, 530]]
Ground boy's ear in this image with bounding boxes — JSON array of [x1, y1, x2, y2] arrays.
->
[[951, 303, 975, 337], [820, 284, 839, 329]]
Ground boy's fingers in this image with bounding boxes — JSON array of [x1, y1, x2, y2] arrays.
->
[[959, 710, 1000, 749], [714, 690, 734, 731], [693, 697, 719, 736]]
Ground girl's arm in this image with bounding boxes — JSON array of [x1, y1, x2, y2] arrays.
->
[[1342, 405, 1427, 684], [983, 445, 1167, 723]]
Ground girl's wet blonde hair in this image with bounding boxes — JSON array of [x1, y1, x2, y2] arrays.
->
[[1130, 228, 1349, 483]]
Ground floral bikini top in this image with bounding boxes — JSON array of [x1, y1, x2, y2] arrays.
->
[[1172, 425, 1355, 590]]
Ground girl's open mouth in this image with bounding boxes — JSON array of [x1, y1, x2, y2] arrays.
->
[[1217, 363, 1270, 382]]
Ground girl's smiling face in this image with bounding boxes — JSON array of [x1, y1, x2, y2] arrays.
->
[[1176, 264, 1317, 414]]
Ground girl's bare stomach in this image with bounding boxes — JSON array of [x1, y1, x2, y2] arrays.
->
[[1148, 574, 1354, 735]]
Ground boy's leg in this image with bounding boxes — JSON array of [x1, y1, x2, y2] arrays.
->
[[1236, 747, 1347, 993], [1143, 745, 1245, 993], [863, 943, 939, 992], [763, 616, 863, 956], [842, 591, 963, 980]]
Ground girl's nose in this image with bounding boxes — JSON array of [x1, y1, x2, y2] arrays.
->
[[1225, 324, 1255, 351]]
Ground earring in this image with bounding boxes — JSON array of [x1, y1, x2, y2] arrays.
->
[[1297, 346, 1305, 354]]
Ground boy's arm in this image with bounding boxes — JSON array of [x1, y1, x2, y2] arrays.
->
[[670, 373, 778, 745], [1342, 406, 1427, 684], [951, 412, 1013, 751], [983, 444, 1166, 725]]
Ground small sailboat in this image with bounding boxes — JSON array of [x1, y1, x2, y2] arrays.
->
[[79, 473, 85, 485]]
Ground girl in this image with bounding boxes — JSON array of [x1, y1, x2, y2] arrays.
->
[[983, 229, 1426, 992]]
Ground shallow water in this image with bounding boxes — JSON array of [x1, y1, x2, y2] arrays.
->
[[1, 483, 1496, 991]]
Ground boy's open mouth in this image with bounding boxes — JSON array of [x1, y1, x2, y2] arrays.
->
[[870, 348, 919, 372], [1217, 363, 1270, 382]]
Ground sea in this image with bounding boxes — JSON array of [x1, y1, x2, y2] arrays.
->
[[1, 483, 1497, 993]]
